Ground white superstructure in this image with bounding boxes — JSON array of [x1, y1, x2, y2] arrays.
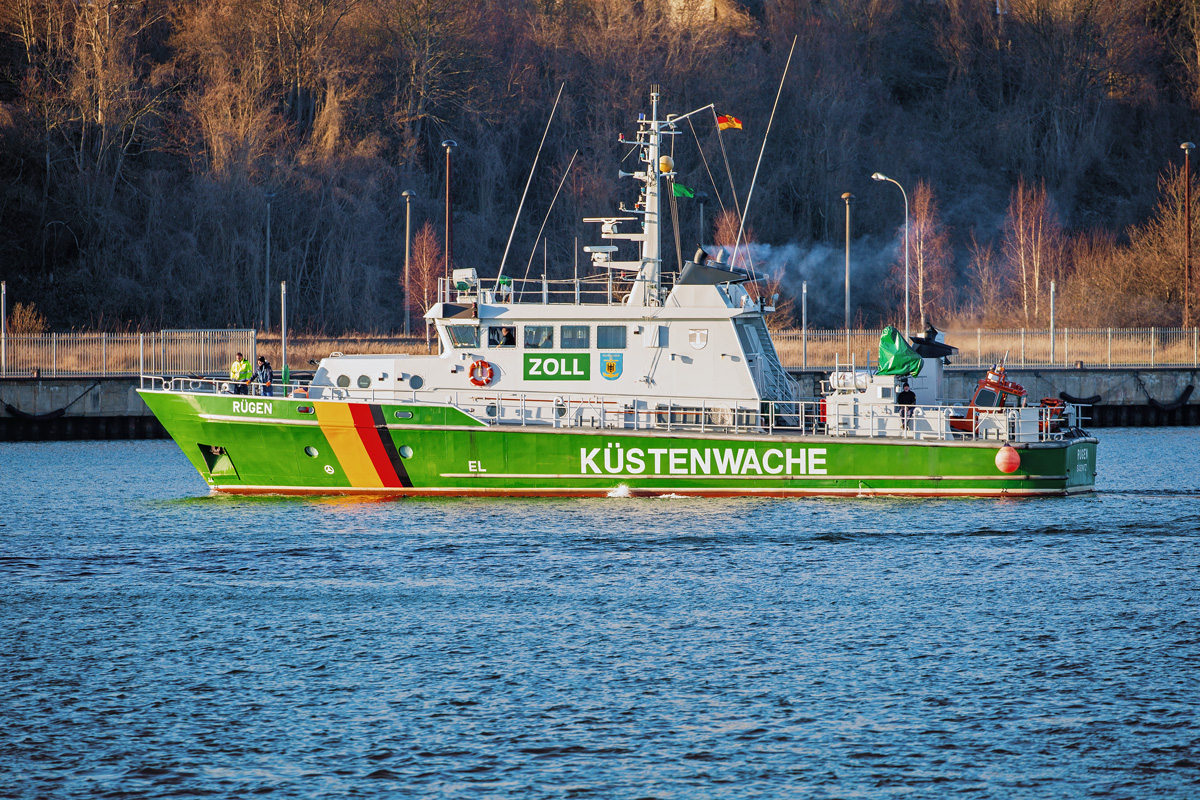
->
[[296, 88, 1078, 444], [307, 87, 799, 425]]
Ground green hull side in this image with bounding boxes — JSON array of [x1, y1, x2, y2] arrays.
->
[[140, 390, 1098, 497]]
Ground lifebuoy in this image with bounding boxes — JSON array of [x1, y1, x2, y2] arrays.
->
[[469, 360, 495, 387]]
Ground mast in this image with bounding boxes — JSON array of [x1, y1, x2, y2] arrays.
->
[[586, 86, 692, 308], [638, 85, 663, 307], [622, 85, 664, 308]]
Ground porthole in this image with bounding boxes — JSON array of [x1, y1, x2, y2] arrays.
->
[[409, 375, 424, 390], [304, 446, 319, 457], [336, 374, 350, 388], [393, 410, 413, 420], [357, 375, 371, 388], [398, 445, 413, 458], [485, 404, 498, 416], [554, 402, 567, 418], [297, 406, 314, 414]]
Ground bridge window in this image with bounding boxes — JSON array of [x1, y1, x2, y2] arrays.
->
[[447, 325, 479, 348], [597, 325, 626, 350], [488, 326, 517, 348], [525, 325, 554, 349], [561, 325, 590, 349]]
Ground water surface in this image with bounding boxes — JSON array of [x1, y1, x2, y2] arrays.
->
[[2, 429, 1198, 798]]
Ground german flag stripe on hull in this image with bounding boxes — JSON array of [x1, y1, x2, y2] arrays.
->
[[313, 402, 412, 488], [368, 404, 413, 487]]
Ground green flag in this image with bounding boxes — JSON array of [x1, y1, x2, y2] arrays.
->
[[672, 183, 695, 198], [876, 325, 923, 376]]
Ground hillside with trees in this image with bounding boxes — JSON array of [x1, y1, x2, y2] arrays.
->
[[2, 0, 1200, 333]]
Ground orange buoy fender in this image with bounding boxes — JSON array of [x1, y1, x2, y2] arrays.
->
[[469, 360, 495, 387], [995, 444, 1021, 474]]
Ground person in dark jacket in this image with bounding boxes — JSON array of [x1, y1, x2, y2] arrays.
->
[[255, 356, 274, 397], [897, 381, 916, 429]]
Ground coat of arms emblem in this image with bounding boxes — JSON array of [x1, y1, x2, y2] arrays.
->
[[600, 352, 623, 380], [689, 328, 708, 350]]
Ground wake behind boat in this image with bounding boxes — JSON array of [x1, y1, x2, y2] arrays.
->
[[138, 88, 1097, 497]]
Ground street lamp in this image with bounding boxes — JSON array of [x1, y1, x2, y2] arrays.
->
[[872, 172, 910, 337], [402, 189, 415, 336], [264, 191, 276, 332], [1183, 142, 1194, 327], [442, 140, 457, 286], [841, 192, 854, 332]]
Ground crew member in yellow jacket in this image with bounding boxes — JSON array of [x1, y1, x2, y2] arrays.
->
[[229, 352, 252, 395]]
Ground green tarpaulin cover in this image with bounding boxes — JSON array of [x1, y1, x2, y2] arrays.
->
[[876, 325, 923, 376]]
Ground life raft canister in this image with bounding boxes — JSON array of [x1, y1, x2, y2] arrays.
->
[[469, 360, 495, 387]]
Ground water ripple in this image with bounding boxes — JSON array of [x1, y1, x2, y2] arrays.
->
[[1, 431, 1199, 798]]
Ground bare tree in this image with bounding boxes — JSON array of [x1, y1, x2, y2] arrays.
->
[[966, 230, 1002, 323], [407, 220, 443, 322], [713, 208, 755, 269], [1157, 0, 1200, 111], [1002, 177, 1063, 326], [760, 266, 796, 331], [369, 0, 491, 164], [1060, 228, 1154, 326], [894, 179, 952, 330], [171, 1, 290, 177], [1122, 163, 1198, 322]]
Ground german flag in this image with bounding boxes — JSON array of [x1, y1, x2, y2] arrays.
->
[[717, 114, 743, 130]]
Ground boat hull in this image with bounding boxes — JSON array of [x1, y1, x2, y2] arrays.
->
[[140, 391, 1098, 498]]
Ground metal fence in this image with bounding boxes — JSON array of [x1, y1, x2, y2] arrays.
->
[[772, 327, 1200, 371], [0, 330, 256, 377], [2, 327, 1198, 377]]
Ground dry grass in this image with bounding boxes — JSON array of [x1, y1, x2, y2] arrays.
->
[[2, 328, 1196, 377], [772, 328, 1200, 370]]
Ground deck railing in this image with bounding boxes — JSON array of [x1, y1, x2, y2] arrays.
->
[[142, 376, 1084, 444], [3, 327, 1198, 377]]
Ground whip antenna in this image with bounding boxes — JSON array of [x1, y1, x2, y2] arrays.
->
[[733, 36, 797, 282], [496, 83, 565, 289], [519, 151, 579, 299]]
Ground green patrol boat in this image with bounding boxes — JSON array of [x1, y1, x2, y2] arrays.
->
[[140, 89, 1097, 497]]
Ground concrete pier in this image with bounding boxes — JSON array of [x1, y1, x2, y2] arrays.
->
[[0, 378, 166, 441], [941, 367, 1199, 427]]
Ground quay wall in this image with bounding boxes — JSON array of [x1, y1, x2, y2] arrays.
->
[[0, 378, 166, 441], [944, 367, 1199, 427], [1, 369, 1197, 441]]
